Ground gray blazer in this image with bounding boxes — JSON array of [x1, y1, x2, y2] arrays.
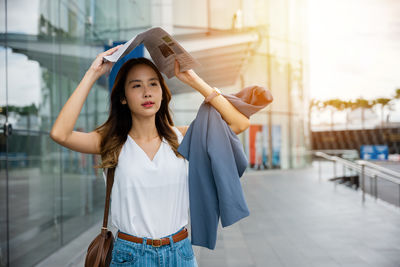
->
[[177, 85, 273, 249]]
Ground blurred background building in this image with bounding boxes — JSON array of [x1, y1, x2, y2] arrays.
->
[[0, 0, 309, 265]]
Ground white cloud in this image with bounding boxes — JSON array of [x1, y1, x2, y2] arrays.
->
[[0, 47, 41, 107], [1, 0, 40, 35]]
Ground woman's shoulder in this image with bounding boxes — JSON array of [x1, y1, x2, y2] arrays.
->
[[175, 125, 189, 138]]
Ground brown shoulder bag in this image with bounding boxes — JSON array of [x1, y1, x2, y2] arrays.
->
[[85, 167, 116, 267]]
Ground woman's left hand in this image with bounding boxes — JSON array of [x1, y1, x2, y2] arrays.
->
[[174, 59, 202, 87]]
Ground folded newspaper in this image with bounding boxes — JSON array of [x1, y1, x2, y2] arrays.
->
[[103, 27, 201, 79]]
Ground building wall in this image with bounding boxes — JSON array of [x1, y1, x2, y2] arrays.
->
[[171, 0, 310, 169]]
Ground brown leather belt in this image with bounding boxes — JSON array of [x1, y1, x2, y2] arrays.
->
[[117, 227, 188, 247]]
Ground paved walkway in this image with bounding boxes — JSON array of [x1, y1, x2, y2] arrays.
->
[[37, 163, 400, 267], [194, 163, 400, 267]]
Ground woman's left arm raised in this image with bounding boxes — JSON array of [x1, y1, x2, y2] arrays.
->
[[174, 60, 250, 135]]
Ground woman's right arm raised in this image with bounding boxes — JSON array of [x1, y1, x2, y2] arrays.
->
[[49, 45, 123, 154]]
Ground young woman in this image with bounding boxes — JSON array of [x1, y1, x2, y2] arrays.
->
[[50, 45, 250, 266]]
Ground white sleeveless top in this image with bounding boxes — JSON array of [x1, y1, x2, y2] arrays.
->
[[103, 126, 189, 238]]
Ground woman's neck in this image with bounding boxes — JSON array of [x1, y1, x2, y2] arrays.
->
[[129, 115, 159, 141]]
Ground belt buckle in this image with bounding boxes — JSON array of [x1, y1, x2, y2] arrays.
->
[[152, 238, 162, 247]]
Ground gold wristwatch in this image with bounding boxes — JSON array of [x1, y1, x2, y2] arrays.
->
[[204, 87, 222, 103]]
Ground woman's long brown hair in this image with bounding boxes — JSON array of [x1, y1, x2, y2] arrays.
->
[[93, 57, 183, 169]]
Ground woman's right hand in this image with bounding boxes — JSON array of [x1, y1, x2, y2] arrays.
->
[[87, 44, 123, 79]]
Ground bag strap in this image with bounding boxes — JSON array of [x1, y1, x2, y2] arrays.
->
[[102, 167, 115, 229], [93, 167, 116, 267]]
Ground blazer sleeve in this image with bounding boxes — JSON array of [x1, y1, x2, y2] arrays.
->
[[222, 85, 273, 118], [206, 107, 250, 227]]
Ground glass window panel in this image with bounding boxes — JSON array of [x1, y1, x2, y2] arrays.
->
[[0, 0, 8, 265], [271, 113, 290, 169], [7, 132, 61, 266]]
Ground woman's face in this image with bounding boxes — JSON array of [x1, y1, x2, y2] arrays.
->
[[122, 64, 163, 118]]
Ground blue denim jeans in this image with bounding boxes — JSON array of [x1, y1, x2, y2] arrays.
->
[[110, 226, 198, 267]]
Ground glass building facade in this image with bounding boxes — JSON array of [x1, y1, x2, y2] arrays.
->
[[0, 0, 309, 265]]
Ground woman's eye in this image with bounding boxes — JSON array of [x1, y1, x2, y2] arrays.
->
[[133, 84, 141, 88], [151, 82, 158, 86]]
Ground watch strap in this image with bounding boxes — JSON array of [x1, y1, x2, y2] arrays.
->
[[204, 88, 221, 103]]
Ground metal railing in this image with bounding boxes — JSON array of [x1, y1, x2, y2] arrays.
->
[[314, 151, 400, 207]]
